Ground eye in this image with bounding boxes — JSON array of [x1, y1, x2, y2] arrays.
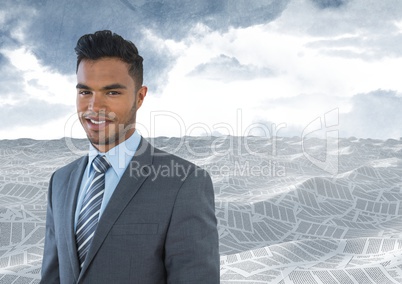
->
[[107, 91, 121, 96], [78, 90, 92, 95]]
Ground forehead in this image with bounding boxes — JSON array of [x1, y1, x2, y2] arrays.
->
[[77, 58, 134, 85]]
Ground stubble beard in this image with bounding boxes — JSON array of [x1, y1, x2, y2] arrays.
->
[[86, 105, 137, 149]]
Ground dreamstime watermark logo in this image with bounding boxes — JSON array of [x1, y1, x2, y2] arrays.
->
[[64, 108, 340, 175]]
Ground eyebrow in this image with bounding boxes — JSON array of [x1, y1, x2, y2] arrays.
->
[[76, 83, 127, 90]]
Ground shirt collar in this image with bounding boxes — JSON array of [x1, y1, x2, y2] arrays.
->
[[87, 130, 141, 178]]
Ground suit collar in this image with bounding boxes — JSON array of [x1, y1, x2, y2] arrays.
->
[[87, 130, 142, 179], [63, 156, 88, 281], [78, 137, 153, 281]]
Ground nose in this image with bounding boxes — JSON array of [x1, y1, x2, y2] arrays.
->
[[88, 93, 106, 113]]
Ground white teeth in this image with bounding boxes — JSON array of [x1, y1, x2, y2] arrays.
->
[[90, 119, 106, 125]]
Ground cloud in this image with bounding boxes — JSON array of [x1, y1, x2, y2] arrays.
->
[[120, 0, 290, 37], [276, 0, 402, 46], [248, 93, 344, 138], [243, 90, 402, 139], [0, 99, 72, 130], [187, 54, 274, 82], [1, 47, 76, 105], [311, 0, 348, 9], [139, 31, 180, 93], [0, 0, 290, 78], [0, 53, 25, 99], [0, 0, 291, 99], [263, 0, 402, 66], [1, 0, 401, 139], [341, 90, 402, 139], [306, 32, 402, 61]]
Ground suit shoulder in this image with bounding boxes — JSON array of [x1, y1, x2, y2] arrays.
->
[[53, 156, 87, 176], [152, 146, 194, 166], [150, 145, 209, 177]]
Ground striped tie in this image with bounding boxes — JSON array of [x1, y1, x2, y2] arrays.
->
[[76, 155, 111, 268]]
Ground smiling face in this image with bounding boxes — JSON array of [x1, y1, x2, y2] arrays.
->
[[76, 57, 147, 152]]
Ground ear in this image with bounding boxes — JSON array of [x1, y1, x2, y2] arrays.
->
[[136, 86, 147, 110]]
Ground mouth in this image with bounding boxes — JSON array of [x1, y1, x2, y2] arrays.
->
[[90, 119, 106, 125], [83, 116, 111, 131]]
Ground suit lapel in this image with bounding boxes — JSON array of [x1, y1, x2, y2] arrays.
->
[[63, 156, 88, 281], [79, 138, 153, 278]]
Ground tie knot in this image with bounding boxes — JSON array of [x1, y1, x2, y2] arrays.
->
[[93, 155, 111, 174]]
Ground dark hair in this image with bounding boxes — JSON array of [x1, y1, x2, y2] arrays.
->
[[75, 30, 143, 87]]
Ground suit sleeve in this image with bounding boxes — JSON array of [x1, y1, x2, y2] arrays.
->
[[164, 168, 220, 283], [40, 173, 60, 283]]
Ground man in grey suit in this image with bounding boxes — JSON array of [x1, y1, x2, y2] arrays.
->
[[40, 30, 220, 283]]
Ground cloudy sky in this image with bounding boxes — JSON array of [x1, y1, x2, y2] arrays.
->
[[1, 0, 402, 140]]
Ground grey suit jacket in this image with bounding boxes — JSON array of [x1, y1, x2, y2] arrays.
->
[[40, 138, 220, 283]]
